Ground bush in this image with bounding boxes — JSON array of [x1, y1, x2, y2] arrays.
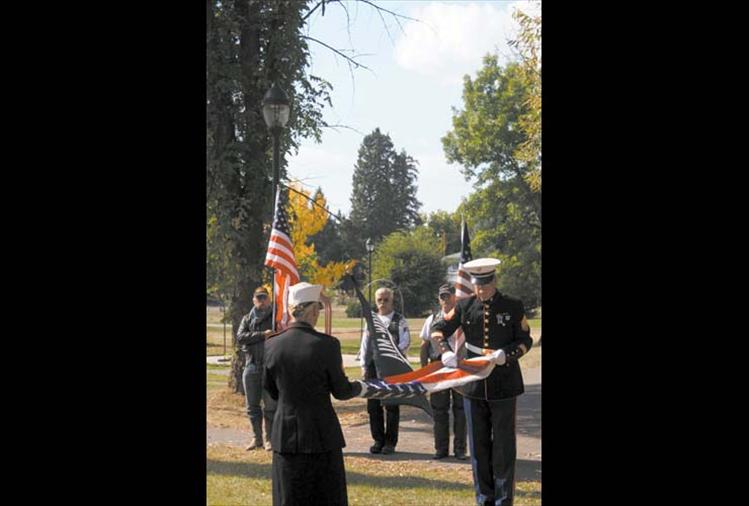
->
[[372, 228, 445, 317], [345, 299, 362, 318]]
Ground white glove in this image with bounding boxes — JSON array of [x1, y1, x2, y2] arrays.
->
[[490, 349, 506, 366], [441, 351, 458, 368]]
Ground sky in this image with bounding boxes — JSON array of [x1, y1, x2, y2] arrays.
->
[[286, 0, 541, 217]]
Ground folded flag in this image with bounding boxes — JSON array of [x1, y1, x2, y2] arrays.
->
[[355, 355, 496, 399]]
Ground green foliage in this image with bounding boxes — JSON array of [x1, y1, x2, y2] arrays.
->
[[372, 228, 445, 317], [425, 210, 463, 256], [207, 0, 334, 392], [442, 51, 541, 309], [509, 7, 542, 191], [348, 128, 422, 258], [207, 0, 332, 329], [308, 214, 350, 265], [345, 299, 366, 318]]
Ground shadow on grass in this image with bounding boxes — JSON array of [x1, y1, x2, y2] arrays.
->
[[343, 450, 460, 463], [207, 458, 470, 492], [207, 459, 271, 478], [345, 470, 470, 491], [208, 456, 540, 494]]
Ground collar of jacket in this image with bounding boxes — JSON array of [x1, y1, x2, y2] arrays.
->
[[288, 321, 314, 329], [478, 291, 502, 305]]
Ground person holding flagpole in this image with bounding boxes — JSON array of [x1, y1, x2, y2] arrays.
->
[[431, 258, 533, 506], [359, 286, 411, 455], [237, 286, 277, 451]]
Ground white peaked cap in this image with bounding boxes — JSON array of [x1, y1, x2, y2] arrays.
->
[[462, 258, 502, 285], [288, 282, 323, 306]]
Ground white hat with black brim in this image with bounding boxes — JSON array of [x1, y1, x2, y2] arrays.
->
[[463, 258, 501, 285]]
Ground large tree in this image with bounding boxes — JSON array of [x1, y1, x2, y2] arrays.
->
[[207, 0, 331, 392], [348, 128, 421, 258], [207, 0, 414, 392], [442, 54, 542, 309]]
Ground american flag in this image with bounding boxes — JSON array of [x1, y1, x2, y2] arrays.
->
[[264, 188, 299, 330], [356, 355, 496, 399], [455, 217, 473, 298], [453, 218, 473, 351]]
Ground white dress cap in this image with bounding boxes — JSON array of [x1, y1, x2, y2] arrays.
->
[[288, 282, 323, 306], [462, 258, 502, 285]]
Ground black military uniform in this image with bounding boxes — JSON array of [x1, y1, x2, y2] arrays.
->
[[432, 283, 532, 505], [264, 321, 362, 506]]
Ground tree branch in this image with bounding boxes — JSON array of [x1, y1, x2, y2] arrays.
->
[[322, 124, 366, 136], [301, 35, 372, 71]]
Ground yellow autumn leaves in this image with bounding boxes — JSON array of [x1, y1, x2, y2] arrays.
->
[[287, 184, 352, 290]]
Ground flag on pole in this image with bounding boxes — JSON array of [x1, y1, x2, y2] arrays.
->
[[264, 188, 299, 330], [455, 217, 473, 298], [453, 218, 473, 351]]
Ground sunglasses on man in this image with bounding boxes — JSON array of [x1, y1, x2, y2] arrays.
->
[[439, 293, 453, 301], [255, 293, 268, 300]]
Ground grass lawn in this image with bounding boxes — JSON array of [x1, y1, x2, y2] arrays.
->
[[207, 444, 541, 505], [207, 304, 540, 359]]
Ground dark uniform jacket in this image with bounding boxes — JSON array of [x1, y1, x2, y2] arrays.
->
[[431, 292, 533, 401], [237, 306, 273, 365], [263, 322, 362, 453]]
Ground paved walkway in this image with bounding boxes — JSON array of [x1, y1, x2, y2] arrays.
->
[[207, 360, 541, 481]]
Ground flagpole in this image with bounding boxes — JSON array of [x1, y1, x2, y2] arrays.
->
[[270, 126, 281, 333]]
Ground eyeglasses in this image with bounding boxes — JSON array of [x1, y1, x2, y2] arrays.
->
[[439, 293, 452, 301], [255, 294, 268, 300]]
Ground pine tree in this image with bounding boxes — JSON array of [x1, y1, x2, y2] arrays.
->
[[348, 128, 421, 257]]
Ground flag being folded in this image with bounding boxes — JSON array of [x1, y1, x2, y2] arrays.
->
[[355, 355, 496, 399]]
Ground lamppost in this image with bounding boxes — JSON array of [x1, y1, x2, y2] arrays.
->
[[262, 82, 290, 331]]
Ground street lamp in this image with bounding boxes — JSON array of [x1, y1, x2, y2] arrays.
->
[[262, 82, 290, 331], [262, 82, 291, 196]]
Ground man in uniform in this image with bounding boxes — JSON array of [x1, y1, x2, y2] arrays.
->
[[358, 286, 410, 455], [431, 258, 533, 506], [419, 283, 467, 460], [263, 282, 363, 506], [236, 286, 277, 451]]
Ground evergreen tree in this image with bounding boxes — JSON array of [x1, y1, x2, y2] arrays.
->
[[348, 128, 421, 257]]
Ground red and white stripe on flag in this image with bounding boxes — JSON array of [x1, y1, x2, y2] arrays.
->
[[264, 189, 300, 329]]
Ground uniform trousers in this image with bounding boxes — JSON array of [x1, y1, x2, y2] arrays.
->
[[271, 448, 348, 506], [464, 396, 518, 506], [430, 387, 466, 455]]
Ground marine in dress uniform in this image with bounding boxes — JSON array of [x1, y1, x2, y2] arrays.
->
[[264, 283, 363, 506], [431, 258, 533, 506]]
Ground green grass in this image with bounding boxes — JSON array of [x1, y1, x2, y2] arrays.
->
[[206, 305, 540, 357], [207, 444, 541, 505]]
